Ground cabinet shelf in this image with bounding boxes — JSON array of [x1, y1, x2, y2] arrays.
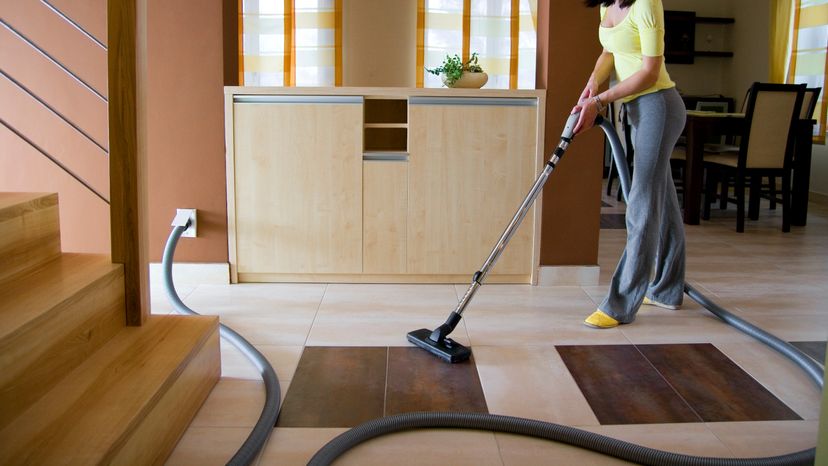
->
[[364, 127, 407, 152], [364, 98, 408, 152], [364, 99, 407, 124]]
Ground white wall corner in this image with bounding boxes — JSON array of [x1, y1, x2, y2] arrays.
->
[[537, 265, 600, 287], [149, 262, 230, 286]]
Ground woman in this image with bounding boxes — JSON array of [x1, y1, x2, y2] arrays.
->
[[574, 0, 686, 328]]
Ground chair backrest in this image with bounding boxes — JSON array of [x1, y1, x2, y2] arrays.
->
[[801, 87, 821, 119], [740, 82, 805, 170]]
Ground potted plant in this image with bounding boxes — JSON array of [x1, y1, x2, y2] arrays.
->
[[426, 53, 488, 88]]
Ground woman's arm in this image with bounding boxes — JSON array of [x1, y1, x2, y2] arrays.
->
[[586, 50, 616, 97], [598, 55, 662, 103], [573, 54, 663, 133], [577, 50, 615, 105]]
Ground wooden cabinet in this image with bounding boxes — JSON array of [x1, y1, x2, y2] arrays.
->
[[225, 88, 545, 283], [229, 96, 364, 276]]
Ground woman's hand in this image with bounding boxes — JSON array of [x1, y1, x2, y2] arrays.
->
[[572, 97, 600, 135], [577, 80, 597, 106]]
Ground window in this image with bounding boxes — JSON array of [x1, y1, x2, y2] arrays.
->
[[418, 0, 537, 89], [241, 0, 342, 86]]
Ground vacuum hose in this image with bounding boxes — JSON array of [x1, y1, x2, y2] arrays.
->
[[162, 223, 281, 466], [304, 115, 824, 466]]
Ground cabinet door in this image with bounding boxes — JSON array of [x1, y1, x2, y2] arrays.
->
[[363, 160, 408, 274], [232, 97, 363, 274], [408, 98, 538, 276]]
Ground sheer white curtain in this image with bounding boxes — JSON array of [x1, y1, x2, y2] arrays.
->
[[470, 0, 511, 88], [423, 0, 464, 88], [787, 0, 827, 141], [242, 0, 287, 86], [241, 0, 339, 86], [517, 0, 537, 89], [294, 0, 337, 86], [421, 0, 536, 89]]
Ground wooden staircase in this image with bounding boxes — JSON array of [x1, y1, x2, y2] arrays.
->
[[0, 192, 220, 465]]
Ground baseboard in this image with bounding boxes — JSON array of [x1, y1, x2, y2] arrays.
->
[[149, 263, 230, 286], [537, 265, 600, 286], [810, 191, 828, 204]]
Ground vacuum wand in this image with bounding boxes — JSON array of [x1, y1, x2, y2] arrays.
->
[[407, 112, 586, 363]]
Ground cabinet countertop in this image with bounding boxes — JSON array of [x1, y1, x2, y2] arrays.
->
[[225, 86, 545, 100]]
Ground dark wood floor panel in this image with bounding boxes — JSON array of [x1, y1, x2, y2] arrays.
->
[[556, 345, 702, 425], [637, 344, 801, 422], [385, 347, 488, 416], [791, 341, 827, 365], [276, 347, 387, 427]]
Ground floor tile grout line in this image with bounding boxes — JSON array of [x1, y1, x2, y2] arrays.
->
[[302, 283, 329, 348], [630, 343, 706, 424], [491, 431, 508, 466], [700, 421, 740, 459]]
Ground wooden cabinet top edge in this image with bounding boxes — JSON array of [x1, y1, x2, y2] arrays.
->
[[224, 86, 545, 99]]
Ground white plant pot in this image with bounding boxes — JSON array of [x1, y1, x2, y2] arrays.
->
[[442, 72, 488, 89]]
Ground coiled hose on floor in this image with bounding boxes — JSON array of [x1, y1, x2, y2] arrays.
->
[[163, 224, 281, 466], [162, 117, 824, 466], [304, 117, 825, 466]]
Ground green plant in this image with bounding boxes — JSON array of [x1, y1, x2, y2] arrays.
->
[[426, 52, 484, 87]]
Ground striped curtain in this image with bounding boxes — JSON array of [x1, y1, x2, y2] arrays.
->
[[787, 0, 828, 143], [420, 0, 464, 88], [241, 0, 342, 87], [418, 0, 537, 89], [241, 0, 287, 86]]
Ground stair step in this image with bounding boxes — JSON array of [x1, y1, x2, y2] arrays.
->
[[0, 315, 221, 465], [0, 192, 61, 283], [0, 253, 124, 429]]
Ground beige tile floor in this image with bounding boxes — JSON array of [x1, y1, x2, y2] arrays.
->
[[160, 188, 827, 465]]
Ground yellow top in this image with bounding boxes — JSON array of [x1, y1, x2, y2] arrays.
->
[[599, 0, 675, 102]]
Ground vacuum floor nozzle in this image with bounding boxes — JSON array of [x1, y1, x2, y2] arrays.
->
[[406, 328, 471, 363]]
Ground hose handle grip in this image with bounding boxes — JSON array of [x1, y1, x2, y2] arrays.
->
[[561, 112, 605, 141]]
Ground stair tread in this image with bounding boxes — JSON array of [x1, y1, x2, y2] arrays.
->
[[0, 192, 61, 283], [0, 253, 121, 341], [0, 314, 219, 465], [0, 192, 55, 216]]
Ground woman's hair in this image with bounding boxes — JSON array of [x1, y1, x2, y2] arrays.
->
[[583, 0, 637, 7]]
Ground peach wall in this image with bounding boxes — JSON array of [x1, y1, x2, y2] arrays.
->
[[144, 0, 229, 263], [0, 124, 110, 253], [342, 0, 417, 87]]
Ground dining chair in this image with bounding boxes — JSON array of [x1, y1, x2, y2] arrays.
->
[[762, 86, 822, 210], [702, 82, 806, 232]]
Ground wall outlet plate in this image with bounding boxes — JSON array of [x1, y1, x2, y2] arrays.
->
[[174, 208, 197, 237]]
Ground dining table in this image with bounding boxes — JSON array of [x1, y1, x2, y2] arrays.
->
[[681, 110, 815, 226]]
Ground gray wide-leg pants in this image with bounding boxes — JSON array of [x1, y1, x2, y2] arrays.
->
[[599, 87, 687, 323]]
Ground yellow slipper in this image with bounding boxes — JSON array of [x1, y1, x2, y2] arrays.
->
[[643, 296, 680, 310], [584, 310, 620, 329]]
